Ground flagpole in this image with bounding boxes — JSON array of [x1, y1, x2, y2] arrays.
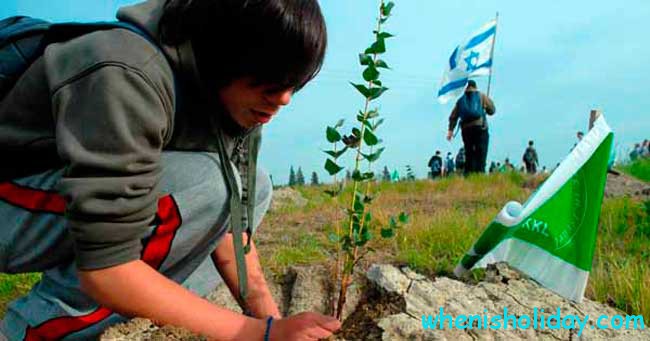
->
[[486, 12, 499, 97]]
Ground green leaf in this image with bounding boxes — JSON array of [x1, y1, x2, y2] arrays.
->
[[381, 228, 395, 238], [326, 126, 341, 143], [351, 82, 370, 98], [364, 38, 386, 54], [375, 60, 390, 69], [380, 17, 389, 24], [389, 216, 397, 229], [362, 171, 375, 180], [373, 80, 383, 86], [354, 194, 364, 212], [324, 159, 343, 176], [363, 128, 379, 146], [352, 127, 361, 138], [360, 227, 372, 245], [362, 147, 385, 162], [381, 2, 395, 16], [372, 118, 385, 130], [367, 109, 379, 119], [335, 119, 345, 128], [363, 194, 373, 204], [398, 212, 410, 224], [377, 32, 394, 40], [351, 169, 363, 182], [362, 64, 380, 82], [364, 212, 372, 223], [368, 86, 388, 100], [359, 53, 373, 66], [324, 146, 348, 159], [352, 216, 361, 232]]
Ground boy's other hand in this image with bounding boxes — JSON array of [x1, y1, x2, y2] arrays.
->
[[269, 312, 341, 340]]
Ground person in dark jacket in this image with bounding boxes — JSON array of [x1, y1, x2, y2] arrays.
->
[[446, 80, 496, 174], [0, 0, 340, 340], [428, 150, 443, 179], [522, 140, 539, 174]]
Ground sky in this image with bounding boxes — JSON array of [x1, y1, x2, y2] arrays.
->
[[3, 0, 648, 185]]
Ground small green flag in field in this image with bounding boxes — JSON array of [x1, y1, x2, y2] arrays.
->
[[454, 116, 613, 302]]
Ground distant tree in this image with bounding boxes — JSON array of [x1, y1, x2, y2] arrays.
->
[[311, 171, 320, 186], [405, 165, 416, 181], [345, 170, 352, 182], [289, 166, 296, 186], [382, 166, 391, 182], [296, 167, 305, 186]]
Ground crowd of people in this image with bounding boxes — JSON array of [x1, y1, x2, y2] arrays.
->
[[630, 140, 650, 161]]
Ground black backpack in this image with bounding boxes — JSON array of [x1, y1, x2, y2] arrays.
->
[[0, 16, 155, 100]]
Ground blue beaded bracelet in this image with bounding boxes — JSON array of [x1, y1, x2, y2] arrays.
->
[[264, 316, 274, 341]]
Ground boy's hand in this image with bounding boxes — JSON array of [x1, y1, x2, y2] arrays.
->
[[269, 312, 341, 340], [446, 130, 453, 141]]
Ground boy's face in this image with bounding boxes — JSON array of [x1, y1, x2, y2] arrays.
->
[[218, 77, 294, 129]]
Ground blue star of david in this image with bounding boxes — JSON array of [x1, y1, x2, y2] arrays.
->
[[464, 51, 479, 72]]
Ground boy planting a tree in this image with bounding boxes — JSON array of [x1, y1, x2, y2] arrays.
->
[[0, 0, 339, 339]]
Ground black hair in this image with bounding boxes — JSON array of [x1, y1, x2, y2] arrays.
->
[[159, 0, 327, 92], [528, 140, 534, 145], [467, 79, 477, 88]]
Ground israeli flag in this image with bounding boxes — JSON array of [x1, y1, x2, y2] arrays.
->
[[437, 19, 497, 104]]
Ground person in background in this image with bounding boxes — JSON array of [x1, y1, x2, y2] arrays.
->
[[446, 80, 496, 174], [522, 140, 539, 174], [445, 152, 455, 176], [428, 150, 443, 179], [455, 147, 466, 174], [488, 161, 497, 173]]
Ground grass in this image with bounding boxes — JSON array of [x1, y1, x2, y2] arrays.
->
[[619, 157, 650, 182], [257, 172, 650, 320], [1, 171, 648, 321], [0, 273, 40, 317]]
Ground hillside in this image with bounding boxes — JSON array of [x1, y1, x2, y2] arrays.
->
[[99, 171, 650, 339]]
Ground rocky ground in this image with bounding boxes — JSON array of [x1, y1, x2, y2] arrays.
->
[[101, 263, 649, 340], [101, 174, 650, 340], [604, 170, 650, 199]]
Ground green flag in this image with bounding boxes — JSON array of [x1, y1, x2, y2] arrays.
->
[[454, 116, 613, 302]]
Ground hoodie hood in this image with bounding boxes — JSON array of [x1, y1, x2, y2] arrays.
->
[[117, 0, 254, 142], [117, 0, 201, 92]]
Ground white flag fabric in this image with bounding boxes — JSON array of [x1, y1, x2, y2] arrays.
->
[[437, 19, 497, 104]]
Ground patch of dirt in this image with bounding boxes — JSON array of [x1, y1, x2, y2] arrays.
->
[[337, 284, 404, 340], [605, 171, 650, 199]]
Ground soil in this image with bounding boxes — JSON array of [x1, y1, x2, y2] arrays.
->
[[604, 170, 650, 199]]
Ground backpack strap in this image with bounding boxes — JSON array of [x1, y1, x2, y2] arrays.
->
[[215, 128, 254, 316]]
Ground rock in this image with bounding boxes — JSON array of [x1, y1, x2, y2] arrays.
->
[[367, 264, 411, 295], [369, 264, 650, 341], [287, 266, 329, 316], [102, 264, 650, 340], [269, 187, 307, 211]]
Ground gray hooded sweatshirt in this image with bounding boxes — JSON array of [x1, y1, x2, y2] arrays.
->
[[0, 0, 261, 270]]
